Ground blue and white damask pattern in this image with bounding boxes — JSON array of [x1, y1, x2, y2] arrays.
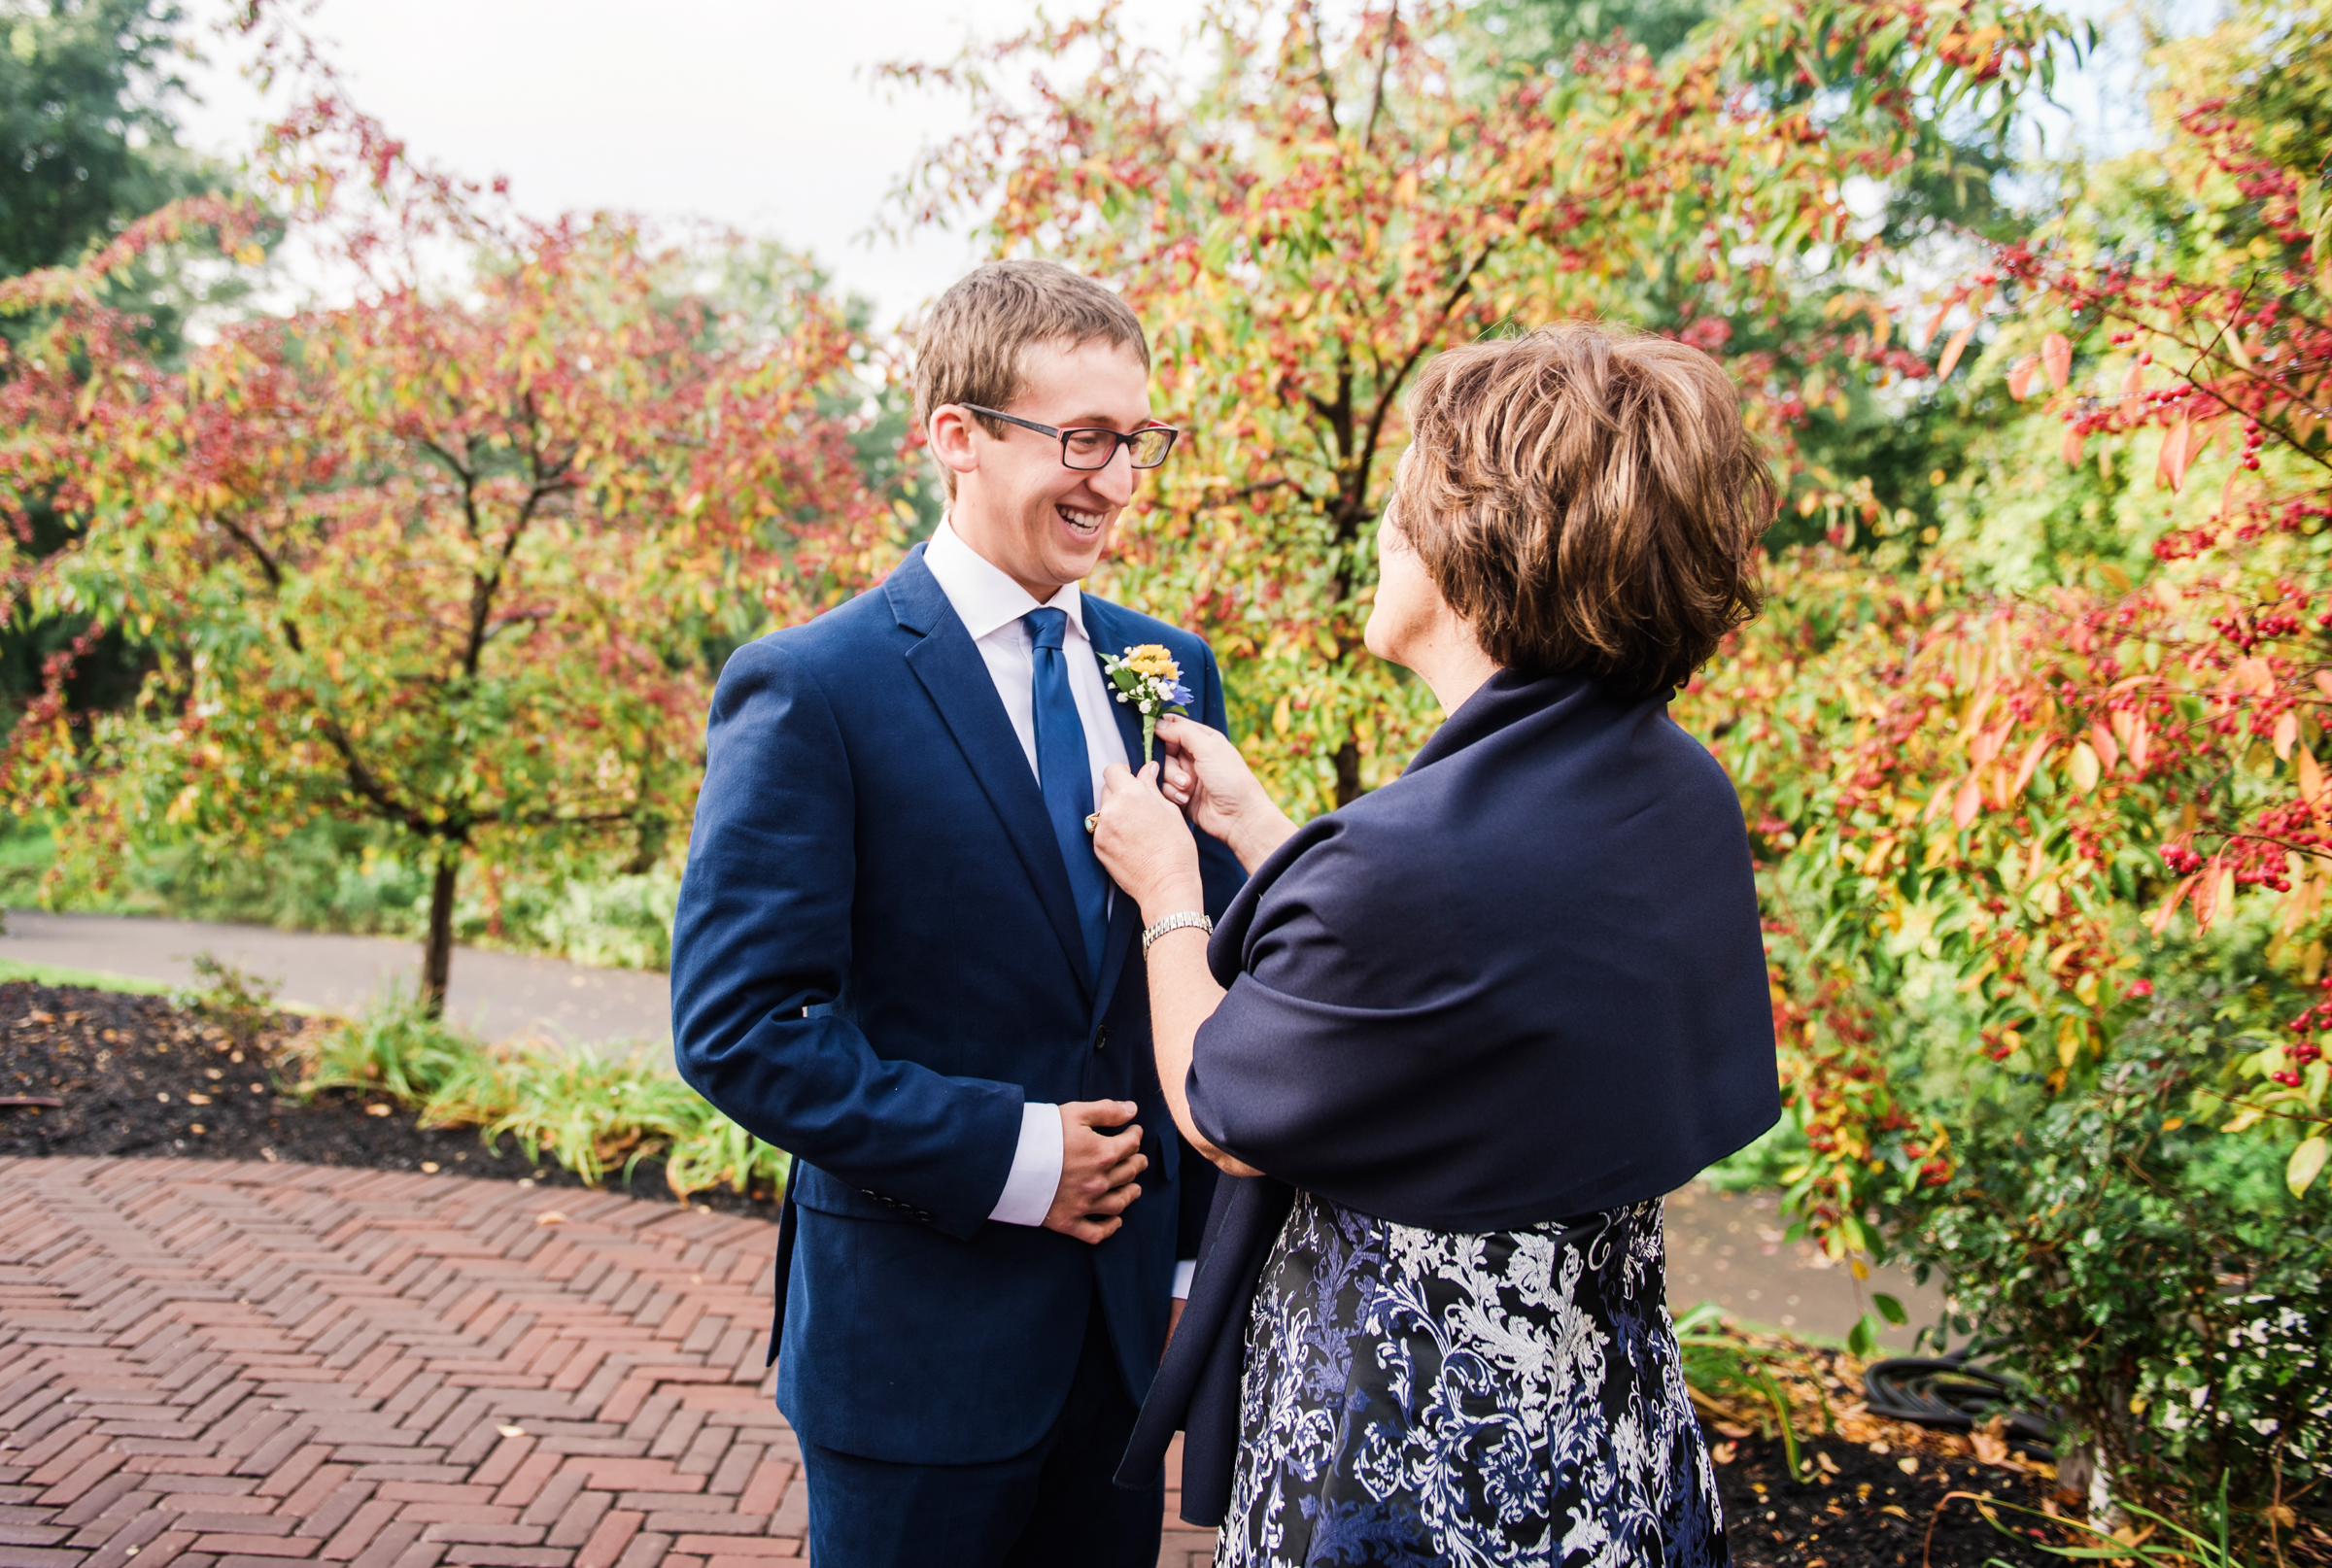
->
[[1217, 1193, 1728, 1567]]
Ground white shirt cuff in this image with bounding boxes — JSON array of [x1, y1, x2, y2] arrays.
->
[[1172, 1260, 1197, 1299], [987, 1102, 1064, 1227]]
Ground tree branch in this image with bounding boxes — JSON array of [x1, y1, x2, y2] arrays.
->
[[1306, 0, 1339, 130], [1362, 4, 1397, 154]]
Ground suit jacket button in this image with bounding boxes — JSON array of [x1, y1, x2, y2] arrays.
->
[[1093, 1026, 1109, 1053]]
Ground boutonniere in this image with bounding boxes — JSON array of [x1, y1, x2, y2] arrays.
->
[[1101, 643, 1194, 765]]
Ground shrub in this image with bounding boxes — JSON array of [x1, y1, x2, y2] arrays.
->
[[467, 1044, 706, 1189], [287, 989, 786, 1203], [180, 951, 284, 1056], [1909, 964, 2332, 1526], [294, 982, 476, 1105]]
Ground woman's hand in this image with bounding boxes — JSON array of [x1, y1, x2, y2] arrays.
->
[[1155, 714, 1297, 873], [1093, 762, 1206, 922]]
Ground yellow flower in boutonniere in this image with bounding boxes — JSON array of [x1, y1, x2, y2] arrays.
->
[[1101, 643, 1195, 764]]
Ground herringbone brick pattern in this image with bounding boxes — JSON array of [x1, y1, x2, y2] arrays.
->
[[0, 1159, 1213, 1568]]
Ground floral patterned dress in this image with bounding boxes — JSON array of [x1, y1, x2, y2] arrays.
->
[[1216, 1192, 1728, 1568]]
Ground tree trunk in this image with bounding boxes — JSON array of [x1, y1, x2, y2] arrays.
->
[[421, 848, 460, 1017], [1334, 738, 1364, 808]]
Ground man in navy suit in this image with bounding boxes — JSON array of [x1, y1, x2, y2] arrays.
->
[[670, 260, 1243, 1567]]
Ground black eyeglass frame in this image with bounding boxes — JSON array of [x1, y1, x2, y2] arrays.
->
[[958, 403, 1180, 470]]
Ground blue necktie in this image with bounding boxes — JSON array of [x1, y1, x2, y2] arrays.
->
[[1025, 607, 1109, 982]]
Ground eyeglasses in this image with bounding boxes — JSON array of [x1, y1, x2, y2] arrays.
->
[[959, 404, 1179, 470]]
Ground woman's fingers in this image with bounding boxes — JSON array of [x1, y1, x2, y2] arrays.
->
[[1092, 755, 1207, 906]]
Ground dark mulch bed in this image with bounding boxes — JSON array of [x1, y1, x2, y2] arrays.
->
[[0, 978, 781, 1219], [1715, 1426, 2062, 1567]]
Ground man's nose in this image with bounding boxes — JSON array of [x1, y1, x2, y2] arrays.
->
[[1084, 443, 1137, 505]]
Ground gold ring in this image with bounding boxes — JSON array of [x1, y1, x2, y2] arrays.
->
[[1084, 813, 1099, 834]]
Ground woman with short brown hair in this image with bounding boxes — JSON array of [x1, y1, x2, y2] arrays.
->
[[1093, 322, 1780, 1565]]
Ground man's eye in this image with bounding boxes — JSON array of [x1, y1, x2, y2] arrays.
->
[[1063, 429, 1113, 455]]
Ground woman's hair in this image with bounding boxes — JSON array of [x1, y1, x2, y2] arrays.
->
[[914, 260, 1150, 497], [1392, 322, 1775, 696]]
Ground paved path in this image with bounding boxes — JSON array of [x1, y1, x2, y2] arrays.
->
[[0, 1160, 1936, 1568], [1664, 1183, 1941, 1349], [1, 912, 670, 1050], [0, 1159, 1219, 1568]]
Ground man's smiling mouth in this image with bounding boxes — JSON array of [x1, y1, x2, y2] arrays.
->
[[1057, 505, 1107, 538]]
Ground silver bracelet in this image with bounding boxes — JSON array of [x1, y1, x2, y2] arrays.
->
[[1141, 911, 1214, 955]]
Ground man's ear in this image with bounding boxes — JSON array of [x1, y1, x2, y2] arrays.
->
[[927, 406, 981, 483]]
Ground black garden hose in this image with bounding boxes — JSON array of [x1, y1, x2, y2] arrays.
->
[[1862, 1353, 2056, 1459]]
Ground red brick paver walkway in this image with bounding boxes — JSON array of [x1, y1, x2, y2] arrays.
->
[[0, 1159, 1214, 1568]]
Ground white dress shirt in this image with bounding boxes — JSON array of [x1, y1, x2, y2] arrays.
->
[[921, 524, 1194, 1299]]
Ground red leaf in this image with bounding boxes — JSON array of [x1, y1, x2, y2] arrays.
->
[[1921, 301, 1954, 349], [1938, 322, 1976, 380], [1952, 773, 1982, 831], [2041, 332, 2072, 390], [2008, 735, 2055, 797], [2158, 420, 2192, 491], [2006, 357, 2037, 400]]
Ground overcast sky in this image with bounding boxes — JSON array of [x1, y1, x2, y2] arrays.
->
[[170, 0, 2165, 328], [173, 0, 1213, 324]]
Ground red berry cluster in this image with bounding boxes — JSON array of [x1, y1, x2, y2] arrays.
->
[[2242, 420, 2267, 471], [2208, 610, 2293, 651], [2277, 978, 2332, 1085]]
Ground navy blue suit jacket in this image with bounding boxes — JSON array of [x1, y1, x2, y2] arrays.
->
[[669, 542, 1244, 1466]]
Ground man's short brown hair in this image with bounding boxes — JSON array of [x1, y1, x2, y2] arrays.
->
[[914, 260, 1151, 496], [1392, 322, 1773, 697]]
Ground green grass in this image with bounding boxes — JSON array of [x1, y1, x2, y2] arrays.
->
[[0, 956, 175, 994]]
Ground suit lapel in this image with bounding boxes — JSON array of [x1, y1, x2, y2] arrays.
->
[[1080, 597, 1152, 781], [889, 547, 1093, 996], [1081, 596, 1157, 1026]]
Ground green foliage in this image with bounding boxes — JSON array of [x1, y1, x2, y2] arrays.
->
[[1912, 945, 2332, 1513], [1663, 0, 2332, 1531], [0, 0, 199, 278], [288, 988, 788, 1202], [471, 1045, 706, 1188], [1698, 1113, 1811, 1193], [0, 0, 227, 738], [19, 815, 679, 972], [0, 954, 167, 991], [297, 983, 478, 1105], [1469, 0, 1722, 67]]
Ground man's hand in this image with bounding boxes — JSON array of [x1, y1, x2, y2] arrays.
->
[[1045, 1100, 1147, 1244]]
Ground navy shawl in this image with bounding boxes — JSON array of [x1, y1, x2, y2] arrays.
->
[[1117, 668, 1779, 1523]]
